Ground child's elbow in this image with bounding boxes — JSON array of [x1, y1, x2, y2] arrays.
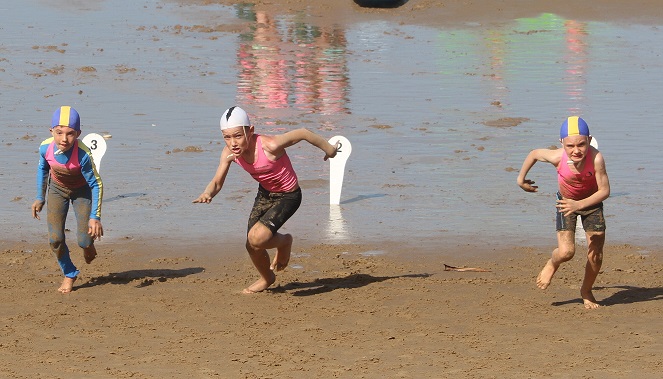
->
[[295, 127, 312, 136], [599, 187, 610, 201]]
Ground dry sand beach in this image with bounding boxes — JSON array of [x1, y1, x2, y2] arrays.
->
[[3, 0, 663, 378]]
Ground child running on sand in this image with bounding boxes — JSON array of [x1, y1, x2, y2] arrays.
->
[[31, 106, 104, 294], [193, 106, 338, 294], [517, 116, 610, 309]]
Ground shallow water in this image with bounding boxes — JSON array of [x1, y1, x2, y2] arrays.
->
[[2, 2, 663, 253]]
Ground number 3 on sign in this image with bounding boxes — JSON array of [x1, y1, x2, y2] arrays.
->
[[328, 135, 352, 205], [82, 133, 107, 173]]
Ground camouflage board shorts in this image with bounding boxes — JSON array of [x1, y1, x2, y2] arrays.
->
[[247, 185, 302, 235]]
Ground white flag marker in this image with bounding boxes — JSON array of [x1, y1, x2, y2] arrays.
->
[[82, 133, 107, 172], [328, 135, 351, 205]]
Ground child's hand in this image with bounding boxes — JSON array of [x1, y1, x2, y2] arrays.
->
[[31, 200, 44, 220], [518, 179, 539, 192], [556, 198, 580, 216], [324, 141, 340, 161], [88, 219, 104, 240], [193, 193, 213, 204], [518, 179, 538, 192]]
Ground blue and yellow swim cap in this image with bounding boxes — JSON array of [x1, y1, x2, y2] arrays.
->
[[560, 116, 589, 140], [51, 106, 80, 131]]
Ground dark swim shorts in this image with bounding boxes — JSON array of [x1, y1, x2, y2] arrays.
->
[[555, 192, 606, 232], [247, 185, 302, 235]]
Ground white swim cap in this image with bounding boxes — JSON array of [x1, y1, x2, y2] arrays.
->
[[220, 106, 250, 131]]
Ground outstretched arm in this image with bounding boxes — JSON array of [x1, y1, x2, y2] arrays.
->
[[193, 146, 233, 203], [517, 148, 561, 192], [269, 128, 338, 160]]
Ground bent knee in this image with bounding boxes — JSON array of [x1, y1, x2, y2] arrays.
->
[[245, 238, 265, 254], [49, 239, 64, 251], [558, 248, 576, 261], [81, 242, 95, 250], [247, 224, 272, 248], [246, 232, 263, 249], [78, 241, 94, 250]]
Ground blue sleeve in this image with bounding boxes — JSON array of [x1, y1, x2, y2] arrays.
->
[[35, 143, 50, 201], [79, 150, 103, 220]]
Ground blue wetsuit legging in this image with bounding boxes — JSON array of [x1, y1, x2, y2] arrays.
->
[[47, 182, 94, 278]]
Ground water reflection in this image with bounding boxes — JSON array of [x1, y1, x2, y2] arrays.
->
[[483, 28, 509, 111], [563, 19, 588, 114], [327, 205, 349, 241], [513, 14, 589, 115], [437, 13, 591, 117], [234, 4, 350, 115]]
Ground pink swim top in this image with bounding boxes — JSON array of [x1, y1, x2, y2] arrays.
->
[[45, 140, 88, 189], [557, 149, 598, 200], [235, 135, 299, 193], [36, 138, 103, 220]]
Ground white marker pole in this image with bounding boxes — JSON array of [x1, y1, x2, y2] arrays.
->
[[82, 133, 107, 172], [328, 135, 352, 205]]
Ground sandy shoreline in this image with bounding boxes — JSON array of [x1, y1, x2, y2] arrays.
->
[[2, 239, 662, 378]]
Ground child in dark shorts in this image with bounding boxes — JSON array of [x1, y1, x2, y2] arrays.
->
[[193, 106, 338, 294], [556, 191, 606, 233], [517, 116, 610, 309]]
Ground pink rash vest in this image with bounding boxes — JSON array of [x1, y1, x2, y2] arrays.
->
[[557, 149, 598, 200], [36, 138, 103, 220], [234, 135, 299, 193]]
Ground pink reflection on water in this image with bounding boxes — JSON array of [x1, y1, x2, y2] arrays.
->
[[563, 20, 588, 114], [236, 10, 349, 117], [237, 12, 288, 108], [484, 29, 509, 111]]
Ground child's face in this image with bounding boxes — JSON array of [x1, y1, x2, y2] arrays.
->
[[561, 135, 590, 163], [222, 126, 252, 156], [50, 126, 81, 152]]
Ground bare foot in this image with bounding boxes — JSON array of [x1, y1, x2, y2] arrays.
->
[[581, 290, 601, 309], [270, 233, 292, 272], [242, 272, 276, 294], [58, 277, 77, 294], [536, 259, 557, 290], [84, 245, 97, 264]]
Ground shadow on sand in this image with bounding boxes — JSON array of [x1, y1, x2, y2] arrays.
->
[[75, 267, 205, 290], [104, 192, 147, 202], [340, 193, 386, 205], [269, 272, 431, 296], [552, 285, 663, 307]]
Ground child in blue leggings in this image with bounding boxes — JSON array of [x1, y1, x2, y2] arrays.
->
[[31, 106, 104, 293]]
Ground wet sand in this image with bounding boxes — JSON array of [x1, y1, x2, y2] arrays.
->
[[2, 240, 662, 378], [4, 1, 663, 378]]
